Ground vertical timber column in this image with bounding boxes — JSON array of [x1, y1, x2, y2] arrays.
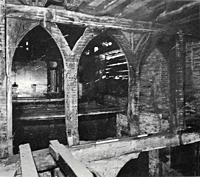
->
[[149, 149, 160, 177], [71, 27, 100, 144], [164, 42, 177, 132], [176, 30, 186, 131], [65, 55, 79, 145], [128, 32, 140, 136], [128, 65, 140, 136], [0, 0, 8, 158], [45, 22, 79, 146]]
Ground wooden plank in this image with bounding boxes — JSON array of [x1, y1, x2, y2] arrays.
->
[[14, 132, 200, 175], [49, 140, 93, 177], [6, 4, 157, 32], [12, 98, 64, 103], [17, 109, 125, 121], [19, 144, 39, 177], [70, 133, 200, 162]]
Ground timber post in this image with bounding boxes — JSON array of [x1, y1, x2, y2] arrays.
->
[[176, 30, 186, 131], [71, 27, 100, 145], [0, 0, 8, 158]]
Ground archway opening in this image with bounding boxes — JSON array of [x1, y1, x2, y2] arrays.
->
[[12, 26, 67, 153], [78, 33, 129, 141]]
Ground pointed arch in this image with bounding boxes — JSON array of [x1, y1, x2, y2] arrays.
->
[[6, 18, 72, 153], [135, 31, 165, 73], [73, 27, 138, 138], [73, 28, 135, 71], [7, 20, 72, 72]]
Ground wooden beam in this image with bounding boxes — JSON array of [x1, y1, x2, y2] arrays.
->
[[19, 144, 39, 177], [13, 132, 200, 175], [16, 109, 125, 121], [156, 1, 200, 23], [6, 4, 157, 32], [12, 98, 64, 103], [95, 0, 132, 15], [88, 0, 106, 7], [70, 132, 200, 162], [49, 140, 93, 177], [121, 0, 155, 17]]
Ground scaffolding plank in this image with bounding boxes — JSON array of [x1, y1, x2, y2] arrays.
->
[[19, 144, 39, 177], [49, 140, 93, 177]]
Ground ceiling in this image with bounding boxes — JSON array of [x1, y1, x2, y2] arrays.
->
[[44, 0, 200, 24], [7, 0, 200, 36]]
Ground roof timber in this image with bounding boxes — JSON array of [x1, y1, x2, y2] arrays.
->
[[6, 4, 159, 32], [156, 1, 200, 23], [120, 0, 157, 17]]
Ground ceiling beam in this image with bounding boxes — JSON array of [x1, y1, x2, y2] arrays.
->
[[6, 4, 159, 32]]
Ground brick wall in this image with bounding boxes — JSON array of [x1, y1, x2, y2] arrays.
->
[[185, 42, 200, 121], [139, 49, 170, 134]]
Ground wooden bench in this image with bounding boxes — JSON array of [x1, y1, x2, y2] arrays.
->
[[49, 140, 94, 177], [19, 144, 39, 177]]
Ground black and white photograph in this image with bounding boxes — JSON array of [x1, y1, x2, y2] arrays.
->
[[1, 0, 200, 176]]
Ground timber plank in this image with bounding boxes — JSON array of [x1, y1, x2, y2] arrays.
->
[[19, 144, 39, 177], [49, 140, 93, 177]]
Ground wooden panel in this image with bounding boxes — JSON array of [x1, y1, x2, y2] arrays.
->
[[19, 144, 39, 177], [49, 140, 93, 177]]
